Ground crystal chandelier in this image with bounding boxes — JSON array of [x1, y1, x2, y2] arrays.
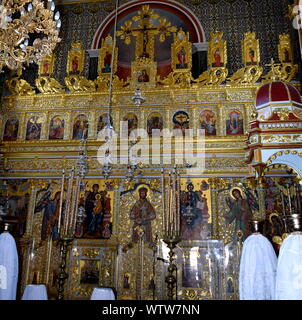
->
[[0, 0, 61, 71]]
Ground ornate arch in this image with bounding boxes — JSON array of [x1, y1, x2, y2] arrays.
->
[[92, 0, 205, 50]]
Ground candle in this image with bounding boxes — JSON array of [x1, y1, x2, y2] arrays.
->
[[71, 175, 81, 234], [57, 169, 65, 236], [161, 168, 165, 236]]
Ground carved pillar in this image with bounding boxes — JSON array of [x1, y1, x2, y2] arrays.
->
[[19, 112, 26, 140], [244, 104, 251, 134], [41, 112, 48, 140], [217, 104, 224, 136], [89, 110, 96, 139], [192, 107, 199, 131]]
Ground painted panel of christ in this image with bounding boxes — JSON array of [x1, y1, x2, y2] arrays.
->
[[129, 187, 156, 243], [122, 114, 138, 137], [49, 116, 64, 140], [200, 110, 216, 136], [26, 116, 42, 141], [97, 113, 113, 133], [3, 118, 19, 141], [226, 111, 243, 135], [180, 182, 210, 241], [147, 113, 163, 136], [72, 114, 89, 140]]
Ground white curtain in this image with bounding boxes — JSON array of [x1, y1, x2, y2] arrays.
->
[[275, 233, 302, 300], [0, 231, 19, 300], [90, 287, 115, 300], [21, 284, 48, 300], [239, 233, 277, 300]]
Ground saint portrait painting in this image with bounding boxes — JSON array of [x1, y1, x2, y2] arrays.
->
[[3, 118, 19, 141], [200, 110, 216, 136], [49, 116, 64, 140], [226, 111, 243, 135], [147, 113, 163, 136], [80, 260, 99, 284], [97, 114, 113, 133], [122, 114, 138, 137], [72, 114, 89, 140], [26, 116, 42, 141]]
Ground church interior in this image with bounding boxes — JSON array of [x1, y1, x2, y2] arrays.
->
[[0, 0, 302, 301]]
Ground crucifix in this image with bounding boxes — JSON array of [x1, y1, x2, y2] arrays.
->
[[265, 58, 282, 81], [116, 5, 177, 61]]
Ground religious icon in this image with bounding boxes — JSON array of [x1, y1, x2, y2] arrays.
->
[[72, 114, 89, 140], [102, 51, 112, 73], [213, 48, 222, 67], [123, 272, 131, 289], [83, 184, 112, 239], [148, 275, 156, 290], [182, 261, 202, 288], [180, 182, 210, 240], [226, 111, 243, 135], [138, 69, 149, 82], [200, 110, 216, 136], [172, 111, 189, 135], [49, 116, 64, 140], [42, 61, 49, 75], [122, 114, 138, 137], [224, 187, 255, 241], [147, 113, 163, 136], [26, 116, 42, 141], [80, 260, 99, 284], [248, 48, 255, 64], [227, 277, 234, 293], [282, 48, 290, 63], [71, 55, 79, 73], [176, 46, 187, 69], [36, 190, 63, 241], [3, 118, 19, 141], [97, 113, 113, 133], [129, 187, 156, 243], [0, 181, 30, 237]]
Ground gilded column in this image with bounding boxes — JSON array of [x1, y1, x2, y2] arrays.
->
[[19, 112, 26, 140], [244, 104, 252, 134], [217, 104, 224, 136], [89, 110, 96, 139], [41, 111, 48, 140]]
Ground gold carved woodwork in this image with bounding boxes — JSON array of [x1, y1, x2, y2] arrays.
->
[[157, 71, 194, 88], [227, 65, 263, 85], [194, 67, 228, 86], [195, 32, 228, 86], [227, 32, 262, 85], [97, 35, 118, 76], [171, 29, 192, 72], [64, 74, 96, 92], [6, 76, 35, 96], [130, 57, 157, 89], [66, 41, 85, 74], [38, 54, 55, 76], [35, 76, 65, 94]]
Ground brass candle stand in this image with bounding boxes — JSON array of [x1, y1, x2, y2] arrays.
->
[[56, 168, 81, 300], [163, 235, 181, 300], [57, 235, 74, 300], [162, 167, 181, 300]]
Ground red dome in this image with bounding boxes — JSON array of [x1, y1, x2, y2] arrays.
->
[[256, 81, 302, 109]]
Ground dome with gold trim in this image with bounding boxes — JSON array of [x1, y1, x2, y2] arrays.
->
[[255, 81, 302, 120]]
